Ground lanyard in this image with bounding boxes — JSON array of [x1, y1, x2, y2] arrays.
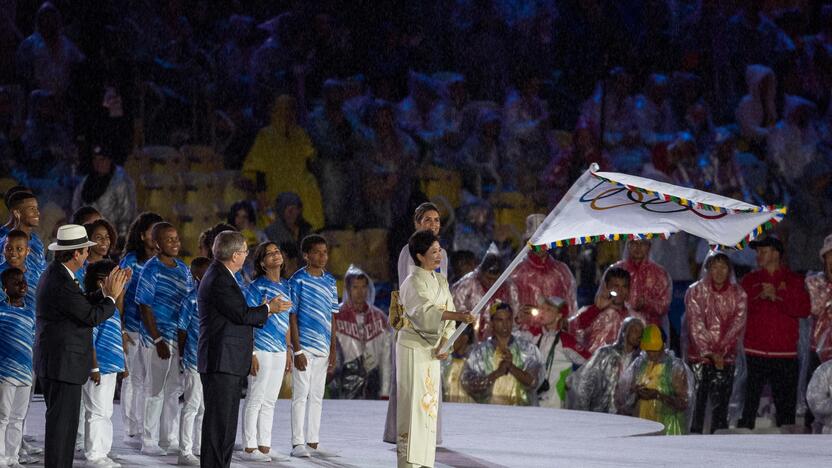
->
[[537, 332, 561, 377]]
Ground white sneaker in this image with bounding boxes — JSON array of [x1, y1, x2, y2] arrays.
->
[[290, 445, 311, 458], [177, 453, 200, 466], [308, 446, 338, 458], [86, 457, 121, 468], [267, 451, 290, 462], [21, 440, 43, 456], [140, 445, 167, 456], [17, 452, 41, 464], [240, 450, 271, 462]]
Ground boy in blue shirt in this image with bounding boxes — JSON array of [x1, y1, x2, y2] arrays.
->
[[0, 268, 39, 466], [176, 256, 210, 466], [135, 222, 193, 456], [0, 192, 45, 277], [81, 261, 126, 467], [289, 235, 339, 459]]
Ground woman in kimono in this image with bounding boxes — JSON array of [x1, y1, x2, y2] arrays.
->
[[397, 229, 474, 468]]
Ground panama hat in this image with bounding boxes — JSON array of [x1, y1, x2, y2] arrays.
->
[[48, 224, 98, 251]]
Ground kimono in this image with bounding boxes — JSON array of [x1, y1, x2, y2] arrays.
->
[[396, 268, 456, 468]]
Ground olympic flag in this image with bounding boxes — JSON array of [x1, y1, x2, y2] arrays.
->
[[440, 163, 786, 353]]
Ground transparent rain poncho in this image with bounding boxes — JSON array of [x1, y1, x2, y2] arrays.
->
[[681, 250, 748, 432], [568, 317, 645, 413], [805, 271, 832, 362], [333, 265, 393, 399], [616, 348, 695, 435], [451, 244, 510, 340], [612, 240, 672, 331], [460, 331, 544, 406], [569, 266, 634, 356], [806, 360, 832, 433], [507, 250, 578, 336]]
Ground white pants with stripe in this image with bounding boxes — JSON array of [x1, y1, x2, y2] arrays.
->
[[291, 353, 328, 446], [243, 351, 286, 448], [121, 331, 145, 437], [142, 342, 182, 450], [0, 383, 30, 465], [179, 369, 204, 456], [83, 373, 117, 461]]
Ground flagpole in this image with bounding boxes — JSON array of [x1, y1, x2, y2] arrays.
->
[[439, 163, 602, 354]]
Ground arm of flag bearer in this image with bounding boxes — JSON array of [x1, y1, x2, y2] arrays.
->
[[440, 163, 786, 354]]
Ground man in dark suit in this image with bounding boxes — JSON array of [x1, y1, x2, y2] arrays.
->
[[198, 231, 289, 467], [34, 224, 131, 468]]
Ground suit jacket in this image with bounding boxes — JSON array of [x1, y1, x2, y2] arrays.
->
[[34, 261, 115, 385], [198, 261, 269, 376]]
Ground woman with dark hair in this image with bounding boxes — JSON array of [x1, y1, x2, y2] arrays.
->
[[84, 219, 117, 263], [72, 143, 137, 238], [240, 241, 293, 462], [396, 229, 473, 468], [227, 200, 267, 249], [118, 211, 163, 445]]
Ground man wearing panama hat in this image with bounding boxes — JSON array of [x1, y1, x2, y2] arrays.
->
[[34, 224, 131, 467]]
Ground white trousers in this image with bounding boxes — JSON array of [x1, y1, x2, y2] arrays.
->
[[243, 351, 286, 448], [291, 354, 328, 446], [179, 369, 204, 456], [83, 373, 117, 461], [142, 342, 182, 450], [0, 383, 30, 465], [122, 332, 145, 437]]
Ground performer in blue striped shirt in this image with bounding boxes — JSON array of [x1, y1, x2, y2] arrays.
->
[[135, 222, 192, 456], [289, 235, 339, 459], [0, 268, 37, 466], [118, 212, 164, 445], [0, 192, 45, 278], [0, 230, 40, 308], [81, 261, 126, 467], [241, 242, 293, 462], [176, 257, 210, 466]]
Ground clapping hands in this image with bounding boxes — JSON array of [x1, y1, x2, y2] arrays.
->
[[103, 267, 132, 298]]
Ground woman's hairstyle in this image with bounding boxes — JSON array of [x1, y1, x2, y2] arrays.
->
[[226, 200, 257, 228], [408, 229, 439, 266], [251, 241, 284, 279], [123, 212, 164, 262], [84, 218, 117, 256]]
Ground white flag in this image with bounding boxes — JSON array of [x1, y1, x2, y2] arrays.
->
[[528, 164, 786, 250]]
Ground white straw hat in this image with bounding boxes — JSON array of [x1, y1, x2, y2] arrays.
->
[[47, 224, 98, 251]]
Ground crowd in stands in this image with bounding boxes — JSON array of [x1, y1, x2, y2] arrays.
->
[[2, 0, 832, 463]]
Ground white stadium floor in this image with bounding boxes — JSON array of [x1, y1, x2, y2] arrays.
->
[[22, 398, 830, 467]]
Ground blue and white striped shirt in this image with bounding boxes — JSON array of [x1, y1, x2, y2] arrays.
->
[[177, 288, 200, 371], [246, 276, 292, 353], [75, 260, 87, 292], [289, 268, 339, 356], [92, 308, 125, 374], [0, 262, 39, 311], [0, 300, 35, 386], [135, 256, 193, 346], [120, 252, 145, 333]]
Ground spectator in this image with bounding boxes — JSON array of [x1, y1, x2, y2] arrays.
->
[[356, 100, 417, 229], [307, 80, 358, 229], [736, 64, 778, 146], [264, 192, 311, 253], [15, 2, 84, 96], [739, 236, 811, 429], [332, 266, 392, 400], [452, 199, 494, 260], [570, 317, 645, 414], [543, 120, 613, 206], [612, 239, 673, 331], [767, 96, 821, 191], [226, 200, 267, 250], [617, 324, 693, 435], [521, 297, 589, 409], [509, 214, 578, 336], [684, 252, 747, 434], [451, 245, 510, 340], [461, 303, 543, 406], [634, 74, 677, 148], [570, 266, 633, 356], [397, 72, 448, 162], [243, 94, 324, 230], [71, 206, 102, 226], [804, 233, 832, 430], [806, 359, 832, 434], [459, 110, 506, 197], [72, 143, 137, 238], [699, 126, 748, 200], [784, 160, 832, 273], [443, 324, 476, 404]]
